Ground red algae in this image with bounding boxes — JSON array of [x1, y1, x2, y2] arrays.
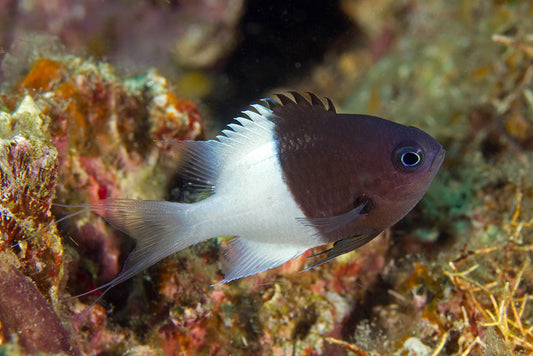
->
[[0, 256, 78, 355]]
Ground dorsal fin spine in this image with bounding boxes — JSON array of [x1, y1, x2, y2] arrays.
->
[[263, 92, 337, 113], [307, 92, 323, 108], [288, 91, 311, 106], [251, 104, 274, 117], [276, 94, 294, 106], [325, 97, 336, 112]]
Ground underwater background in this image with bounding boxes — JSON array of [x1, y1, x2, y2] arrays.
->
[[1, 0, 533, 355]]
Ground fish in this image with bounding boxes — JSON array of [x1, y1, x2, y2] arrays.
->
[[76, 92, 445, 295]]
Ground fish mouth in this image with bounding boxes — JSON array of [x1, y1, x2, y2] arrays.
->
[[429, 147, 446, 173]]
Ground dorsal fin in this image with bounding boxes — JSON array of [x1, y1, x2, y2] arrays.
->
[[262, 92, 336, 114], [215, 102, 275, 148], [214, 92, 335, 149]]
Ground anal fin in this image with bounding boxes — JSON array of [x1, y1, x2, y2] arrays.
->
[[216, 237, 309, 284]]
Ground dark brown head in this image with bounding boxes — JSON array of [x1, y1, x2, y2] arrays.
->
[[269, 93, 445, 241]]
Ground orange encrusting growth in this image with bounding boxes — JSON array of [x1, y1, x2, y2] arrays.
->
[[18, 58, 65, 92]]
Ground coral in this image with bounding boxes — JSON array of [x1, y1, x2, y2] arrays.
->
[[445, 242, 533, 354], [2, 1, 533, 355], [0, 95, 62, 298], [4, 48, 203, 296], [442, 190, 533, 354], [0, 253, 77, 355], [1, 43, 203, 353], [0, 94, 73, 353], [135, 229, 391, 354], [0, 0, 246, 96], [316, 1, 533, 355]]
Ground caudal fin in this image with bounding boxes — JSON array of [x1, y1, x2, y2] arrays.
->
[[69, 199, 202, 298]]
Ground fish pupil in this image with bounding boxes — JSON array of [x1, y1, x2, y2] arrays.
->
[[401, 152, 421, 167], [392, 144, 424, 172]]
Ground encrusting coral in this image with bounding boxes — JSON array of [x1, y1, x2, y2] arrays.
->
[[0, 40, 203, 353], [11, 49, 203, 293], [0, 95, 62, 297], [0, 95, 81, 354]]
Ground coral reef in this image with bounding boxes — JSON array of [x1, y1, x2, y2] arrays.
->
[[321, 1, 533, 355], [0, 95, 62, 298], [3, 43, 203, 297], [0, 94, 73, 354], [0, 41, 203, 353], [1, 1, 533, 355]]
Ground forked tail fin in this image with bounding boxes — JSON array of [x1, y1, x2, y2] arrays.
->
[[67, 199, 203, 299], [62, 140, 223, 299]]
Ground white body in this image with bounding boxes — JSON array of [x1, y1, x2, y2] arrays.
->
[[191, 142, 315, 243], [181, 108, 323, 282], [94, 105, 324, 291]]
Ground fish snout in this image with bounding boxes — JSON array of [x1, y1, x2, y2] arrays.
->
[[430, 147, 446, 173]]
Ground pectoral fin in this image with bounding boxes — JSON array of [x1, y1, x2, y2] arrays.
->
[[296, 199, 368, 235]]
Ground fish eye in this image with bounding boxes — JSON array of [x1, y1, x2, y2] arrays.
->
[[393, 145, 424, 172]]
